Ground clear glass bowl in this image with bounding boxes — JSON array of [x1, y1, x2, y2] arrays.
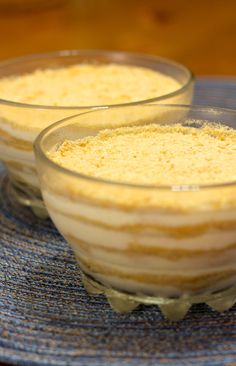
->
[[34, 104, 236, 320], [0, 50, 193, 217]]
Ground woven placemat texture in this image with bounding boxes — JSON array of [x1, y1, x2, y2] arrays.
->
[[0, 78, 236, 366]]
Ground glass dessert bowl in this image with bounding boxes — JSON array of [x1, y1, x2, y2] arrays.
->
[[0, 50, 193, 217], [34, 105, 236, 321]]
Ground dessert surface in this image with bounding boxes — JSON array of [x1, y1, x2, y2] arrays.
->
[[49, 122, 236, 186], [0, 63, 180, 106]]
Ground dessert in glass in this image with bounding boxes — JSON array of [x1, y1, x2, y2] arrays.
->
[[0, 50, 193, 217], [34, 105, 236, 320]]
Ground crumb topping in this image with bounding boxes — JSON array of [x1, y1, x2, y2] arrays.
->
[[0, 63, 180, 106], [48, 122, 236, 186]]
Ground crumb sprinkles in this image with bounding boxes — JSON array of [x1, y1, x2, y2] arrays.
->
[[49, 122, 236, 186], [0, 63, 180, 106]]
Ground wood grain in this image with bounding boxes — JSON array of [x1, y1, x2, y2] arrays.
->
[[0, 0, 235, 75]]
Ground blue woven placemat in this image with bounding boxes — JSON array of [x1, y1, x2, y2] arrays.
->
[[0, 78, 236, 366]]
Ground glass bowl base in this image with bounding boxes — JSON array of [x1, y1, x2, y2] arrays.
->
[[9, 177, 48, 219], [81, 273, 236, 321]]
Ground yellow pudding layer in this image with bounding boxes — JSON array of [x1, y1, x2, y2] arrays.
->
[[49, 122, 236, 185], [46, 122, 236, 211], [0, 63, 180, 107]]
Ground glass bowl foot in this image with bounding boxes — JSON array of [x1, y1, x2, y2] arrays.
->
[[206, 296, 236, 312], [81, 273, 236, 321]]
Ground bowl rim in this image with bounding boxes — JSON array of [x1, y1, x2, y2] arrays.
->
[[34, 103, 236, 191], [0, 49, 194, 110]]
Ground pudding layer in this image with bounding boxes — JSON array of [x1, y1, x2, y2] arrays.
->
[[43, 122, 236, 297]]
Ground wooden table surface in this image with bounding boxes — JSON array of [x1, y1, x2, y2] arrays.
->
[[0, 1, 235, 365], [0, 0, 235, 76]]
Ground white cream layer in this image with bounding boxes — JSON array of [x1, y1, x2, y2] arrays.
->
[[44, 190, 236, 250], [0, 150, 39, 188], [49, 208, 236, 252], [0, 142, 34, 163], [79, 263, 236, 297], [0, 117, 37, 141], [44, 189, 236, 227]]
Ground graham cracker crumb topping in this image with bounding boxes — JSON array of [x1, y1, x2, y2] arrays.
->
[[48, 122, 236, 186]]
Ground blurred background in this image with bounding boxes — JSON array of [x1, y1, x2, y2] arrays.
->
[[0, 0, 235, 76]]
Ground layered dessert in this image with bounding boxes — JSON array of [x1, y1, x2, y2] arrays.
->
[[0, 62, 189, 211], [42, 122, 236, 305]]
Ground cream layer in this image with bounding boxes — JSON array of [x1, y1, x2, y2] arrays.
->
[[0, 117, 37, 141], [79, 263, 236, 297], [69, 236, 236, 272], [44, 190, 236, 250], [0, 141, 34, 162], [0, 147, 39, 188], [77, 252, 236, 296], [0, 116, 92, 142], [43, 189, 236, 228]]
